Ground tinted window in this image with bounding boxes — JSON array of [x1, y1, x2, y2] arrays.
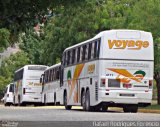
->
[[72, 49, 76, 64], [82, 45, 86, 61], [77, 47, 80, 63], [88, 43, 92, 60], [9, 84, 14, 92], [14, 69, 24, 81], [67, 51, 70, 65]]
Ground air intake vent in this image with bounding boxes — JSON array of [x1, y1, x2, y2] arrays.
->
[[95, 81, 98, 101]]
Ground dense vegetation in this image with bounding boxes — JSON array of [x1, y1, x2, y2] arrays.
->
[[0, 0, 160, 104]]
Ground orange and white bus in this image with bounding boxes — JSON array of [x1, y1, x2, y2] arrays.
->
[[60, 30, 154, 112]]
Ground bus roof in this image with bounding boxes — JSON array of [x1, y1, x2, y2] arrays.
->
[[15, 65, 48, 73], [45, 63, 61, 72], [64, 29, 151, 52]]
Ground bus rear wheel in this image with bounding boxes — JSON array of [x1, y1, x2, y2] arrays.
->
[[85, 89, 94, 111], [81, 91, 86, 111], [18, 95, 21, 106], [64, 92, 72, 110], [5, 103, 10, 106], [44, 95, 47, 106], [54, 93, 56, 106], [123, 105, 138, 113]]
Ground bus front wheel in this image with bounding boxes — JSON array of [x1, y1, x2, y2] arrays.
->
[[64, 92, 72, 110]]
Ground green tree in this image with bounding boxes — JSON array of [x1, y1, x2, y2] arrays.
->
[[40, 0, 133, 65], [127, 0, 160, 104], [0, 28, 10, 52], [19, 29, 44, 64], [0, 51, 29, 97]]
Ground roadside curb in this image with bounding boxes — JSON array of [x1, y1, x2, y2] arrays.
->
[[110, 107, 160, 114], [138, 109, 160, 114]]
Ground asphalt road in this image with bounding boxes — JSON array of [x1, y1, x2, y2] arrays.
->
[[0, 105, 160, 127]]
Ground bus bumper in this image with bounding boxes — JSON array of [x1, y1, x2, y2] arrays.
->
[[97, 89, 152, 107], [22, 95, 42, 103]]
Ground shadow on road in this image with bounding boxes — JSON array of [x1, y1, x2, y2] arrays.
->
[[66, 108, 122, 113]]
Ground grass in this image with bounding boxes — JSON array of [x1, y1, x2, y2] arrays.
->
[[139, 100, 160, 110], [143, 105, 160, 110]]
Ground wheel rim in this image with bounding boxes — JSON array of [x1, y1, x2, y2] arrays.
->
[[54, 94, 56, 105], [44, 96, 46, 105], [82, 93, 85, 107], [86, 92, 89, 110]]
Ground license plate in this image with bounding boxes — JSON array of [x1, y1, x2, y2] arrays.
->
[[119, 93, 135, 97]]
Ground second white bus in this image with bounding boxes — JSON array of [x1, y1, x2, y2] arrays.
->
[[41, 63, 61, 105], [14, 65, 48, 106]]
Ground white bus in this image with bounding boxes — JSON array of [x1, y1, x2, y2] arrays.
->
[[41, 63, 61, 105], [13, 65, 48, 106], [2, 83, 14, 106], [60, 30, 154, 112]]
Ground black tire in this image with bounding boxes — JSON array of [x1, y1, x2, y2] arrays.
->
[[81, 91, 86, 111], [20, 102, 26, 106], [99, 105, 108, 112], [5, 103, 10, 107], [85, 89, 93, 111], [64, 92, 72, 110], [44, 95, 47, 106], [130, 105, 138, 113], [54, 93, 56, 106], [18, 95, 21, 106], [13, 96, 15, 106], [34, 103, 41, 106], [123, 105, 138, 113]]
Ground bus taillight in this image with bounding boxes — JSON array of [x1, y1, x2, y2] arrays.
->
[[100, 78, 106, 87], [149, 80, 153, 89], [23, 88, 26, 94]]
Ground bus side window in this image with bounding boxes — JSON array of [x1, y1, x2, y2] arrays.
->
[[64, 52, 67, 67], [47, 71, 49, 83], [45, 72, 47, 83], [56, 67, 60, 80], [77, 47, 80, 63], [88, 43, 92, 60], [80, 46, 83, 62], [82, 45, 86, 61], [72, 49, 76, 64], [50, 70, 53, 82], [69, 50, 72, 65], [74, 48, 77, 64], [49, 70, 50, 82], [94, 41, 98, 58], [97, 39, 101, 58], [85, 44, 89, 61], [91, 42, 95, 59], [43, 74, 45, 84], [53, 69, 55, 81], [67, 51, 70, 66]]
